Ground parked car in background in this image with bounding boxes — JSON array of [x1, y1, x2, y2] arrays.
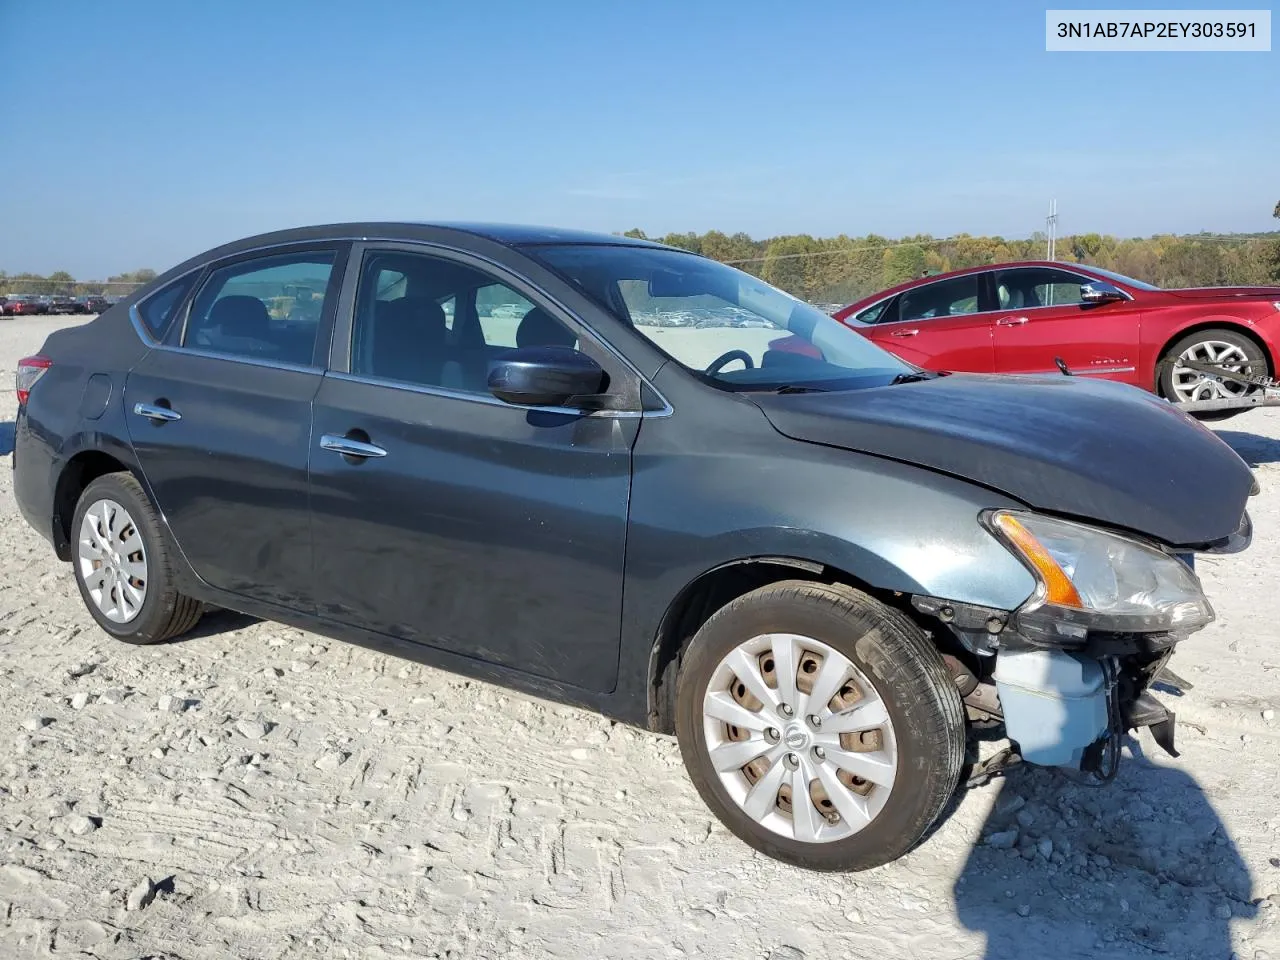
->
[[47, 295, 79, 315], [81, 295, 109, 314], [0, 297, 8, 316], [4, 294, 46, 316], [11, 223, 1255, 871], [772, 262, 1280, 418]]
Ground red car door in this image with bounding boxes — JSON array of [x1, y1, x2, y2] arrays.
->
[[864, 273, 996, 372], [990, 266, 1142, 385]]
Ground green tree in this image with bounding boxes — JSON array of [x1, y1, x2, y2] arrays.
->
[[760, 235, 823, 299], [882, 243, 927, 286], [1269, 203, 1280, 280]]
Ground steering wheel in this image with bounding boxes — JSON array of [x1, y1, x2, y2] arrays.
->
[[706, 350, 755, 375]]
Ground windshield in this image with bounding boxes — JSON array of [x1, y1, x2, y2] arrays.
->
[[1085, 265, 1161, 291], [529, 244, 914, 390]]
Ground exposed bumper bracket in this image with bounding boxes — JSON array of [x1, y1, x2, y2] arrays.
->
[[1124, 691, 1180, 758]]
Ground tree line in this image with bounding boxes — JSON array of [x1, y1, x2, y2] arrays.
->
[[5, 206, 1279, 306], [0, 269, 156, 297], [623, 205, 1280, 304]]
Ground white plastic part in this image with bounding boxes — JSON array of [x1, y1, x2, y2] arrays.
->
[[994, 649, 1108, 768]]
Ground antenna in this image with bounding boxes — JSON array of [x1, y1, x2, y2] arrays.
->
[[1046, 199, 1058, 261]]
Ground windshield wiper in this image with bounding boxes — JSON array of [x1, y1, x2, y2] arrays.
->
[[890, 371, 936, 385], [773, 384, 829, 394]]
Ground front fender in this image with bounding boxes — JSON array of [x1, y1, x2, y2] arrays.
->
[[613, 415, 1039, 723]]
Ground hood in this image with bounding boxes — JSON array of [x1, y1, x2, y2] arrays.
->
[[1163, 285, 1280, 300], [752, 373, 1254, 548]]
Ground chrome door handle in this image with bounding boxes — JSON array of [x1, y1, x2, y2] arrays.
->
[[320, 434, 387, 459], [133, 402, 182, 422], [890, 328, 920, 337], [997, 316, 1029, 326]]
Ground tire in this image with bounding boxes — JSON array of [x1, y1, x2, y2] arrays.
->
[[1158, 328, 1269, 422], [675, 580, 965, 871], [69, 472, 203, 645]]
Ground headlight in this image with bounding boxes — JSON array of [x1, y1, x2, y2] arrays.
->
[[985, 510, 1214, 645]]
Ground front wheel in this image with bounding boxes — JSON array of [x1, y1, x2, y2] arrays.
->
[[1158, 328, 1269, 421], [675, 580, 965, 871], [70, 472, 203, 644]]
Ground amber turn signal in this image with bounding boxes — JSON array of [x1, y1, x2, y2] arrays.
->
[[993, 513, 1084, 608]]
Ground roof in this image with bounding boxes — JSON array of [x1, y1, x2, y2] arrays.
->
[[422, 222, 669, 248], [835, 259, 1115, 317]]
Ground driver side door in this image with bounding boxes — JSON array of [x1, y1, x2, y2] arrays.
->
[[863, 273, 997, 372], [307, 243, 640, 693], [990, 267, 1142, 385]]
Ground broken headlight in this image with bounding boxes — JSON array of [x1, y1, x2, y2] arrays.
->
[[984, 510, 1214, 646]]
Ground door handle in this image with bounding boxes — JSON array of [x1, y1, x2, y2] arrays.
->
[[133, 402, 182, 423], [890, 328, 919, 338], [997, 316, 1029, 326], [320, 434, 387, 459]]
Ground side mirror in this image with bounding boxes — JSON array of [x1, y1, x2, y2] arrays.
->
[[1080, 280, 1126, 304], [487, 345, 606, 407]]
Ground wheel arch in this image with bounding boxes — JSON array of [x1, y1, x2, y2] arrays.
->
[[645, 556, 923, 734], [1152, 319, 1273, 394], [51, 436, 146, 561]]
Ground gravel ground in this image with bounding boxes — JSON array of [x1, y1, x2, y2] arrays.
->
[[1, 315, 1278, 960]]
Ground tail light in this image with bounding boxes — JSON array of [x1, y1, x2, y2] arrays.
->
[[16, 356, 51, 405]]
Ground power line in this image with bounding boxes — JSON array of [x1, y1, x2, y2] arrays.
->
[[724, 235, 1006, 265], [722, 230, 1266, 266]]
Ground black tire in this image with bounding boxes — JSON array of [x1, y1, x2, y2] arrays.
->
[[1158, 328, 1269, 422], [675, 580, 965, 871], [69, 472, 203, 645]]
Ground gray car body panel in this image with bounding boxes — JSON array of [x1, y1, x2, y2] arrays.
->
[[753, 372, 1254, 548]]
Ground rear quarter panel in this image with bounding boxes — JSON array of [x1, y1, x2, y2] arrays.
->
[[13, 310, 152, 552]]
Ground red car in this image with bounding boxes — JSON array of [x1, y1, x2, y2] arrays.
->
[[1, 295, 46, 316], [773, 261, 1280, 414]]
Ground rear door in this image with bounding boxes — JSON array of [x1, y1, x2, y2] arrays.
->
[[991, 266, 1141, 384], [123, 244, 347, 611], [863, 273, 997, 372], [307, 243, 638, 693]]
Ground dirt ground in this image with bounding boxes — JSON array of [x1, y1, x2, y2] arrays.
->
[[1, 315, 1278, 960]]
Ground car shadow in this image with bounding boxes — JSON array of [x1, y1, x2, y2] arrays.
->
[[953, 737, 1256, 959], [0, 421, 14, 457], [176, 607, 262, 642], [1213, 429, 1280, 466]]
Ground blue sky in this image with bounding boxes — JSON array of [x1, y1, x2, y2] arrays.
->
[[1, 0, 1276, 277]]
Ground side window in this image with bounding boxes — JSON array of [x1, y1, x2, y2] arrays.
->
[[350, 251, 578, 395], [853, 298, 893, 325], [995, 268, 1090, 309], [898, 275, 980, 323], [136, 274, 198, 340], [475, 282, 536, 348], [184, 252, 335, 365]]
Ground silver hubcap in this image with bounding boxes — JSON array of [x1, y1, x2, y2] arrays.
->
[[76, 498, 148, 624], [702, 633, 898, 844], [1172, 340, 1257, 402]]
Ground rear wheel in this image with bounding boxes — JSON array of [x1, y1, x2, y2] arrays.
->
[[1158, 328, 1269, 421], [675, 580, 965, 871], [70, 472, 203, 644]]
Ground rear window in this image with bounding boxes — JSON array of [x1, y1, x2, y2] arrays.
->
[[136, 275, 198, 340]]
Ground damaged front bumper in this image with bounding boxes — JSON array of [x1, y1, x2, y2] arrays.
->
[[913, 594, 1192, 781], [911, 504, 1255, 782]]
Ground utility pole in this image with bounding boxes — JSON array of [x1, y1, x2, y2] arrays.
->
[[1046, 199, 1058, 261]]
